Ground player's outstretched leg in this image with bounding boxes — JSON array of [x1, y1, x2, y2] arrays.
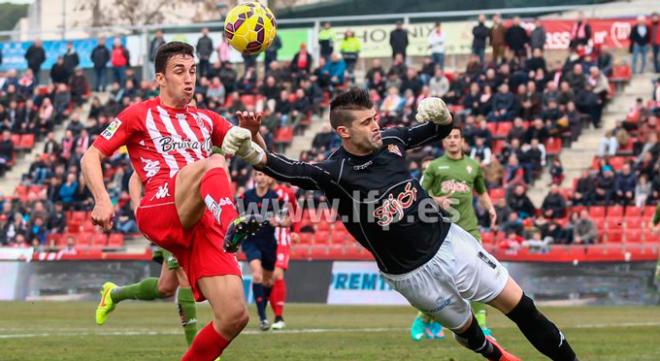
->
[[96, 278, 164, 325], [490, 278, 579, 361], [453, 314, 519, 361], [182, 275, 249, 361]]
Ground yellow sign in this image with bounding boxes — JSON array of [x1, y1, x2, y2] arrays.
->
[[331, 21, 474, 58]]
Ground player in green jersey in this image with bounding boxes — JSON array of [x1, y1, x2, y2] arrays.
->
[[95, 172, 199, 347], [409, 127, 497, 341]]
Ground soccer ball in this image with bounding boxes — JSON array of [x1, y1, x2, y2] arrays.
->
[[224, 2, 277, 55]]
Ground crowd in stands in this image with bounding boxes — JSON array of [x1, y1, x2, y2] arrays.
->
[[0, 11, 658, 254]]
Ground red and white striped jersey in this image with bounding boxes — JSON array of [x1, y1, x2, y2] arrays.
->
[[93, 97, 232, 191], [273, 183, 299, 247]]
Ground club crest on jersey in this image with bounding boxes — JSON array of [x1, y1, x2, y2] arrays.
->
[[466, 165, 473, 174], [140, 157, 160, 179], [387, 144, 402, 157], [373, 182, 418, 227], [101, 118, 122, 140], [440, 179, 470, 194]]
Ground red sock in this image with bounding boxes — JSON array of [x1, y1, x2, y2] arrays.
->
[[200, 168, 238, 230], [181, 322, 230, 361], [269, 278, 286, 318]]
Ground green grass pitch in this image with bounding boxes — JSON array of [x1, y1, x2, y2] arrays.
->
[[1, 302, 659, 360]]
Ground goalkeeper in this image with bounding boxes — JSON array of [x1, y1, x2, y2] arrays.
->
[[223, 88, 580, 361]]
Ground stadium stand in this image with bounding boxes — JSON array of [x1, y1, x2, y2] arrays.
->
[[0, 13, 658, 263]]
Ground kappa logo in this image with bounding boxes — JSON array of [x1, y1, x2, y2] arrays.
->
[[101, 118, 122, 140], [152, 183, 171, 200], [204, 195, 234, 223], [387, 144, 402, 157]]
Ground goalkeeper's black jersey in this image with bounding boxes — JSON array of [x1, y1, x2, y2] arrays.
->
[[262, 122, 453, 274]]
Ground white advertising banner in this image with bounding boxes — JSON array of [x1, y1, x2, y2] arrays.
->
[[327, 261, 409, 305]]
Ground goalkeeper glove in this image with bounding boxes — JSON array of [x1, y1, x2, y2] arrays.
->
[[221, 126, 265, 165], [415, 97, 452, 125]]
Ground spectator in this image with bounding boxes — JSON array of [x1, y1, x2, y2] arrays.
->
[[339, 30, 361, 77], [66, 113, 84, 136], [569, 12, 592, 50], [50, 56, 69, 85], [629, 15, 650, 74], [53, 83, 71, 123], [530, 18, 547, 51], [196, 27, 214, 78], [541, 185, 567, 219], [470, 136, 492, 166], [60, 235, 77, 254], [505, 17, 529, 60], [149, 30, 166, 80], [588, 66, 609, 101], [91, 37, 111, 91], [323, 53, 346, 87], [318, 22, 335, 62], [502, 212, 524, 236], [472, 14, 490, 63], [264, 34, 282, 75], [289, 43, 312, 81], [557, 81, 575, 106], [62, 41, 80, 78], [490, 14, 507, 63], [311, 124, 336, 151], [614, 163, 636, 205], [488, 83, 515, 122], [508, 184, 536, 218], [110, 37, 129, 87], [399, 68, 422, 97], [428, 68, 450, 98], [428, 22, 446, 69], [595, 45, 614, 76], [27, 216, 47, 245], [206, 77, 226, 103], [525, 48, 547, 74], [635, 174, 652, 207], [0, 130, 13, 175], [24, 38, 46, 85], [37, 97, 54, 135], [573, 209, 598, 244], [652, 12, 660, 73], [493, 197, 512, 230], [507, 117, 527, 142], [389, 21, 409, 60], [594, 166, 616, 205], [519, 81, 542, 119], [598, 120, 628, 156], [573, 170, 594, 206], [43, 131, 59, 155], [524, 138, 546, 177], [549, 158, 564, 185], [69, 68, 90, 106], [576, 83, 602, 128], [59, 173, 78, 209], [75, 128, 91, 154]]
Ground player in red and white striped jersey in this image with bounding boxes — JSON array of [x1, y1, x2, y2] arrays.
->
[[82, 42, 266, 361], [269, 181, 300, 329]]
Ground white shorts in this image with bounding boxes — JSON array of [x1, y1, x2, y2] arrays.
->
[[381, 224, 509, 330]]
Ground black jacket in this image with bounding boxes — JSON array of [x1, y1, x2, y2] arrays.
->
[[505, 25, 529, 51], [63, 50, 80, 73], [196, 35, 214, 60], [91, 46, 110, 69], [472, 23, 490, 50], [389, 28, 409, 54], [629, 24, 650, 48], [25, 45, 46, 70]]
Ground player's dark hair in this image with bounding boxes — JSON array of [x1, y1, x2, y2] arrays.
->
[[155, 41, 194, 74], [452, 126, 463, 137], [329, 88, 373, 129]]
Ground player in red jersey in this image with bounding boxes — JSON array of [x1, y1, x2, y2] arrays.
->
[[269, 180, 299, 330], [81, 42, 265, 361]]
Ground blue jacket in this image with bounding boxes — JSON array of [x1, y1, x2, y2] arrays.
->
[[323, 59, 346, 84]]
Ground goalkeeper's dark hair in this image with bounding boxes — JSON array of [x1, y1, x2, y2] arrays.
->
[[329, 88, 374, 129], [155, 41, 194, 74]]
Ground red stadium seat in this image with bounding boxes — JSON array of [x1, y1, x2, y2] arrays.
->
[[274, 127, 294, 145], [71, 211, 87, 223], [107, 233, 124, 248], [239, 95, 256, 107], [298, 232, 313, 244], [626, 231, 643, 243], [644, 206, 657, 217], [486, 123, 498, 135], [482, 232, 495, 245], [18, 134, 35, 150], [331, 230, 350, 244], [643, 229, 659, 243], [46, 233, 63, 247], [316, 220, 332, 232], [625, 217, 644, 230], [609, 157, 626, 171], [10, 134, 20, 147], [495, 122, 512, 138], [489, 188, 505, 201], [546, 138, 562, 156], [608, 206, 624, 218], [625, 207, 642, 217], [606, 216, 625, 230], [314, 230, 331, 244], [589, 206, 606, 218], [606, 230, 623, 243], [76, 233, 91, 247], [492, 140, 505, 154], [92, 233, 107, 247]]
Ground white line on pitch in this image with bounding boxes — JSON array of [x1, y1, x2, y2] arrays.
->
[[1, 321, 659, 339]]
